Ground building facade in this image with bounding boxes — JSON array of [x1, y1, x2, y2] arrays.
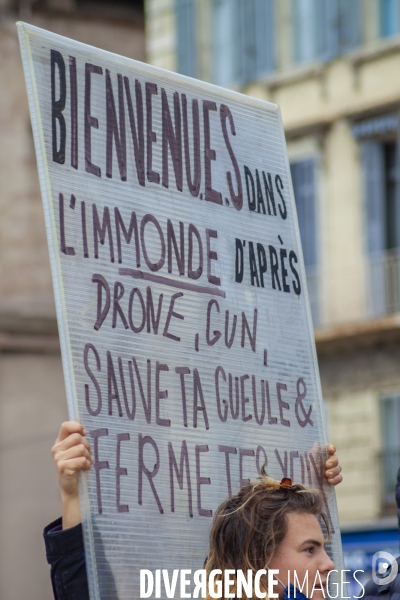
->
[[146, 0, 400, 586], [0, 2, 144, 599]]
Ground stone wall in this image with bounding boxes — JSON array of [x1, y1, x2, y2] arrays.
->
[[0, 4, 145, 598]]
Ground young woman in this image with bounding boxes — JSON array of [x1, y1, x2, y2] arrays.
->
[[45, 421, 343, 600]]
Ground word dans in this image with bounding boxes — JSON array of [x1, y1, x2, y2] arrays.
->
[[244, 165, 287, 220]]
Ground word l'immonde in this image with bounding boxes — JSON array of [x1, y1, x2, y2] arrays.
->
[[140, 568, 365, 598]]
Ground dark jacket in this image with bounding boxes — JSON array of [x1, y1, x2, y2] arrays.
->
[[44, 518, 89, 600], [363, 468, 400, 600], [45, 468, 400, 599], [363, 557, 400, 600]]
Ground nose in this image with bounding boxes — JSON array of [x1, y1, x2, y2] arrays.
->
[[320, 549, 335, 574]]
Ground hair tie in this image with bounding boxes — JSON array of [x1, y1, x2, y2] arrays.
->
[[280, 477, 293, 489]]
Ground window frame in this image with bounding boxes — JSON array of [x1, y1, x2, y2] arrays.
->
[[176, 0, 197, 78], [290, 155, 320, 326], [380, 392, 400, 508], [292, 0, 361, 66], [380, 0, 400, 39], [212, 0, 275, 87]]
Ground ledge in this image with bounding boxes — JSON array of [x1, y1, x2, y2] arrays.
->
[[2, 312, 400, 356], [315, 314, 400, 356], [340, 516, 397, 533], [264, 62, 325, 91], [348, 36, 400, 67], [0, 314, 60, 354], [285, 119, 331, 140], [0, 331, 60, 354], [263, 37, 400, 92]]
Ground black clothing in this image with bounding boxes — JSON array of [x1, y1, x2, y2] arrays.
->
[[44, 518, 89, 600], [363, 468, 400, 600], [363, 558, 400, 600], [45, 468, 400, 599]]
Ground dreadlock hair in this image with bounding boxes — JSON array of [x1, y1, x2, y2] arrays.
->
[[204, 473, 329, 599]]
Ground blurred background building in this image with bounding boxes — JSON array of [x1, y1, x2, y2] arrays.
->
[[2, 0, 400, 597], [0, 1, 144, 599], [146, 0, 400, 592]]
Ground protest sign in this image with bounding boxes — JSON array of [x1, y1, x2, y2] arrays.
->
[[18, 22, 345, 599]]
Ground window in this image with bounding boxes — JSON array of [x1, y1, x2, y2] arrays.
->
[[380, 0, 400, 38], [293, 0, 361, 64], [213, 0, 275, 87], [290, 159, 317, 269], [290, 158, 319, 325], [77, 0, 142, 6], [380, 394, 400, 507], [176, 0, 197, 77], [74, 0, 143, 20], [354, 113, 400, 317], [213, 0, 235, 86], [293, 0, 317, 64]]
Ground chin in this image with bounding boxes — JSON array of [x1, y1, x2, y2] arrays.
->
[[310, 587, 327, 600]]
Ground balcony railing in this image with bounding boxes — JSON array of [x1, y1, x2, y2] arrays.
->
[[379, 448, 400, 508], [369, 250, 400, 317], [305, 249, 400, 329]]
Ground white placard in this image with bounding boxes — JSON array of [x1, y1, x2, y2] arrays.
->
[[18, 22, 344, 600]]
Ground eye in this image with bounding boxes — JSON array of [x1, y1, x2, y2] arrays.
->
[[304, 546, 314, 554]]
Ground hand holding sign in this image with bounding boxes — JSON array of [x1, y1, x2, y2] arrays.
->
[[51, 422, 343, 534], [52, 421, 93, 529], [325, 444, 342, 485]]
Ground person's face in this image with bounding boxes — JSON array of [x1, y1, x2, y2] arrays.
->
[[268, 512, 335, 600]]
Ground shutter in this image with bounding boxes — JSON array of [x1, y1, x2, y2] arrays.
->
[[338, 0, 361, 52], [291, 159, 319, 326], [315, 0, 339, 60], [395, 140, 400, 248], [380, 0, 400, 37], [380, 0, 391, 36], [381, 396, 400, 451], [234, 0, 245, 81], [394, 0, 400, 34], [291, 159, 317, 268], [361, 140, 386, 316], [245, 0, 256, 82], [381, 396, 400, 504], [254, 0, 275, 76], [314, 0, 360, 60], [176, 0, 197, 77], [362, 141, 385, 254], [213, 0, 235, 86], [236, 0, 263, 84], [293, 0, 302, 63], [293, 0, 316, 64]]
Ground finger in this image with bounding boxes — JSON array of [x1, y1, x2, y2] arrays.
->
[[327, 444, 336, 455], [58, 456, 92, 476], [53, 432, 91, 455], [55, 421, 86, 445], [328, 473, 343, 485], [55, 444, 93, 466], [325, 465, 342, 480], [325, 454, 339, 469]]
